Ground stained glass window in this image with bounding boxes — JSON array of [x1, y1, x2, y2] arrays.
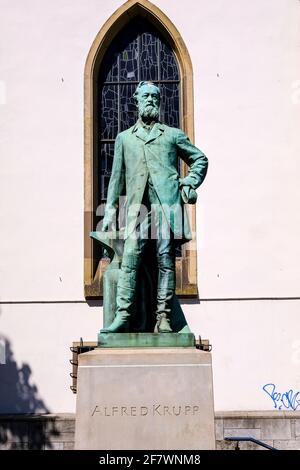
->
[[98, 17, 181, 205]]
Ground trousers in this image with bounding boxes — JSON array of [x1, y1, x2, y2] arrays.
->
[[115, 176, 176, 326]]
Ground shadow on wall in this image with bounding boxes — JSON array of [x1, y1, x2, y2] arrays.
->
[[0, 335, 60, 449]]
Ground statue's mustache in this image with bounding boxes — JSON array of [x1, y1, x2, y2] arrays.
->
[[140, 103, 159, 112], [145, 103, 157, 109]]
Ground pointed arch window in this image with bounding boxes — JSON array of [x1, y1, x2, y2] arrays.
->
[[84, 0, 198, 299]]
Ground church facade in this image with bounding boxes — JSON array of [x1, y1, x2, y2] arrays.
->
[[1, 0, 300, 450]]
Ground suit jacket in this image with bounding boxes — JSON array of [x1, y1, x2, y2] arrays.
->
[[104, 121, 208, 243]]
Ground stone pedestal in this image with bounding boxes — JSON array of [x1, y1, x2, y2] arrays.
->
[[75, 347, 215, 450]]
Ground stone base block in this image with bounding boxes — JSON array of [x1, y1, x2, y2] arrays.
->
[[75, 347, 215, 450]]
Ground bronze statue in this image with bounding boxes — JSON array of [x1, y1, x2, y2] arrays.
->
[[100, 81, 208, 334]]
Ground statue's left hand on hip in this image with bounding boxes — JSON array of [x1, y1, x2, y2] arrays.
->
[[179, 181, 197, 204]]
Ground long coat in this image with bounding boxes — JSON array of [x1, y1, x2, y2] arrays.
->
[[104, 121, 208, 244]]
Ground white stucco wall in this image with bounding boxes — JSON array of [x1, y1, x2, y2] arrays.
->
[[1, 0, 300, 413]]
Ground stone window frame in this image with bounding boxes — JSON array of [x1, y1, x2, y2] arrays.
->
[[84, 0, 198, 299]]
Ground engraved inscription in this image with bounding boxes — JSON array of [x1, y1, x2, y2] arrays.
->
[[91, 404, 200, 417]]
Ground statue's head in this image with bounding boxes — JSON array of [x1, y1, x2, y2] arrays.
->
[[133, 81, 160, 120]]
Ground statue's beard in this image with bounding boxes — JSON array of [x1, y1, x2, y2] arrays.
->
[[139, 103, 159, 120]]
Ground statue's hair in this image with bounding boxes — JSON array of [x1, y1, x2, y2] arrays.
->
[[133, 81, 160, 104]]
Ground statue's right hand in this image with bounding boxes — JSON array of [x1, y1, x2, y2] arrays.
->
[[101, 217, 116, 232], [100, 205, 118, 232], [101, 216, 116, 258]]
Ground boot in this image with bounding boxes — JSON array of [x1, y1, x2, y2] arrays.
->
[[100, 314, 130, 333], [156, 313, 172, 333], [100, 285, 135, 333], [155, 252, 175, 333], [101, 253, 139, 333], [155, 286, 174, 333]]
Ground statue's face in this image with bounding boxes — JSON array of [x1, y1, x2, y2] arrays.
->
[[136, 84, 160, 120]]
